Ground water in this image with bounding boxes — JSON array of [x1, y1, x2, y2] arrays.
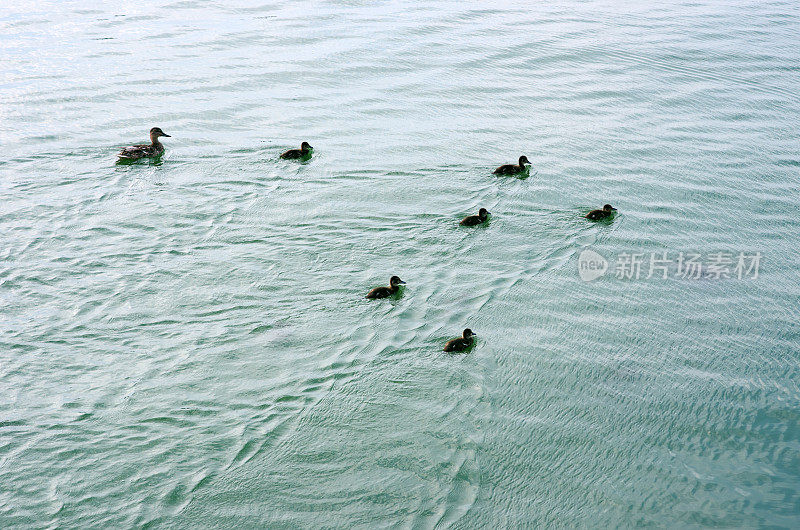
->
[[2, 0, 799, 527]]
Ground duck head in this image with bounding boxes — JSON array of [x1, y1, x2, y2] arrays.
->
[[300, 141, 313, 152], [478, 208, 490, 220], [150, 127, 171, 143], [462, 328, 475, 339], [603, 204, 617, 212], [390, 275, 406, 288], [519, 155, 531, 166]]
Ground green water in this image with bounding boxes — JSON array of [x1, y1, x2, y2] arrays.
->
[[2, 1, 799, 527]]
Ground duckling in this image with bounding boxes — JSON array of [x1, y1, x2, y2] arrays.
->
[[444, 328, 476, 353], [118, 127, 171, 160], [460, 208, 490, 226], [366, 275, 406, 299], [585, 204, 617, 221], [280, 141, 313, 160], [494, 155, 531, 175]]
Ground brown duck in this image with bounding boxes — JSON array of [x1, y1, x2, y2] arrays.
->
[[494, 155, 531, 175], [118, 127, 171, 160], [280, 141, 313, 160], [443, 328, 476, 352], [585, 204, 617, 221], [460, 208, 490, 226], [366, 276, 406, 299]]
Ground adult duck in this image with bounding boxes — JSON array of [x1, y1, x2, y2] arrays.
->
[[118, 127, 171, 160]]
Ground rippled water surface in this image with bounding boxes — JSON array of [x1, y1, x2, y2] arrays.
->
[[2, 0, 800, 527]]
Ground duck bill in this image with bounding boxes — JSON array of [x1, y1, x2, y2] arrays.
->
[[397, 280, 406, 285], [161, 134, 171, 137]]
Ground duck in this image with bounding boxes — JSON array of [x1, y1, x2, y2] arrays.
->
[[494, 155, 531, 175], [444, 328, 476, 352], [585, 204, 617, 221], [460, 207, 490, 226], [118, 127, 171, 160], [366, 275, 406, 299], [280, 141, 313, 160]]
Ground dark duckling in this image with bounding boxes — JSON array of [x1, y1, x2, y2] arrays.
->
[[494, 155, 531, 175], [366, 275, 406, 299], [444, 328, 476, 353], [460, 208, 490, 226], [118, 127, 171, 160], [585, 204, 617, 221], [280, 141, 313, 160]]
